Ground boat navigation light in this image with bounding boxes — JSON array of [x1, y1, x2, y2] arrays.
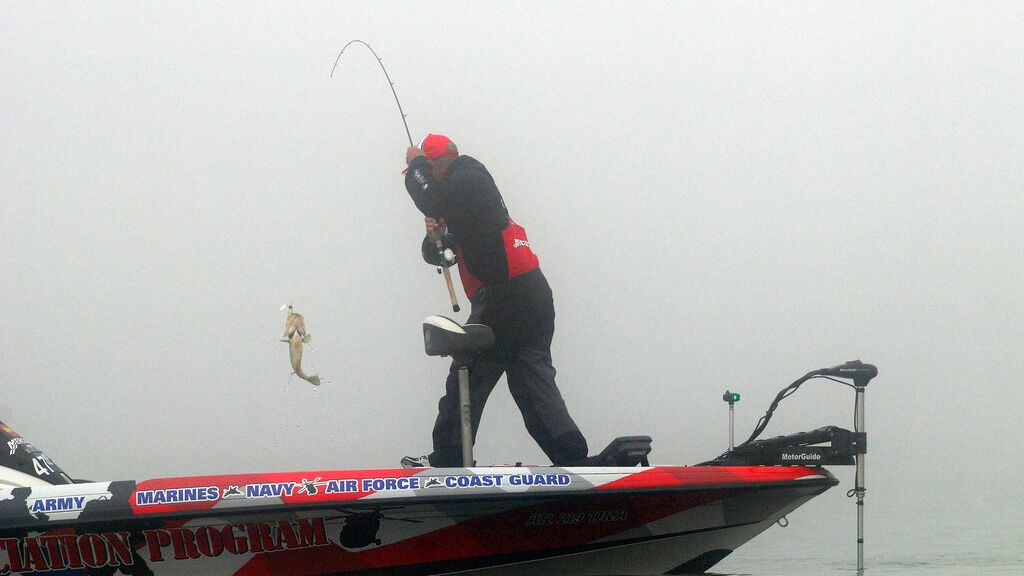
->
[[722, 390, 740, 450]]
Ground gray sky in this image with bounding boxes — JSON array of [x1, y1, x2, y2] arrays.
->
[[1, 0, 1021, 564]]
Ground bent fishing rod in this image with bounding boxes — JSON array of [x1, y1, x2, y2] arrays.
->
[[332, 40, 460, 313]]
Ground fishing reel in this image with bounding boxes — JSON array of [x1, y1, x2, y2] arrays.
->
[[435, 247, 457, 274]]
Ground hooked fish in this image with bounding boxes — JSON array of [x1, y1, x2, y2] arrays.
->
[[280, 305, 321, 386]]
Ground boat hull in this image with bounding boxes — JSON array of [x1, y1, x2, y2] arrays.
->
[[0, 466, 836, 575]]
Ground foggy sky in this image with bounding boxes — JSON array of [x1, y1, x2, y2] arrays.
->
[[2, 1, 1021, 568]]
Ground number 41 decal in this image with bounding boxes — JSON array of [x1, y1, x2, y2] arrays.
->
[[33, 455, 56, 476]]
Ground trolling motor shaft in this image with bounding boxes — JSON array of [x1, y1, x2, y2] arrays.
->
[[818, 361, 876, 575], [852, 369, 869, 575], [821, 360, 876, 576]]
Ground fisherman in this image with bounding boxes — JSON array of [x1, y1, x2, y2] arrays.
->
[[401, 134, 589, 468]]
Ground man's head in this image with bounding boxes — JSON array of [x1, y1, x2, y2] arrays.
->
[[419, 133, 458, 180]]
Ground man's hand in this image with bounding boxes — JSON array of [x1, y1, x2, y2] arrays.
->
[[425, 217, 446, 236], [425, 217, 456, 267], [407, 146, 425, 165]]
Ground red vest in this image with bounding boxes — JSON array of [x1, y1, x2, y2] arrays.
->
[[456, 218, 539, 299]]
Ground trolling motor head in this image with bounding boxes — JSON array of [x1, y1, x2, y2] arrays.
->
[[816, 360, 878, 387]]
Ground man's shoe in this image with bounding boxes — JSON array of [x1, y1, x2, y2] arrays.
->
[[401, 455, 431, 468]]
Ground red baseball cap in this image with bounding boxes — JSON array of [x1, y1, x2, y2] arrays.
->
[[419, 134, 458, 160]]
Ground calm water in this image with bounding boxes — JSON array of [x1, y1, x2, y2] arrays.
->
[[697, 481, 1023, 576]]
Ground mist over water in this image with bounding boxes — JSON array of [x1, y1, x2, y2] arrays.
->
[[2, 2, 1021, 573], [715, 481, 1024, 575]]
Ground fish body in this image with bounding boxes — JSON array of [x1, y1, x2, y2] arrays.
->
[[282, 308, 321, 386]]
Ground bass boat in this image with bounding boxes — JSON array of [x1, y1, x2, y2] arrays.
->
[[0, 317, 876, 575]]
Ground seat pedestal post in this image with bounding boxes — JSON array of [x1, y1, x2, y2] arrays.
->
[[458, 365, 473, 466], [422, 316, 494, 467]]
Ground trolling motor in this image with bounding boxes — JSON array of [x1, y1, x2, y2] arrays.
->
[[422, 316, 495, 466], [707, 360, 875, 464], [706, 360, 877, 576]]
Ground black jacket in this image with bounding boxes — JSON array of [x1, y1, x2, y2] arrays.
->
[[405, 155, 511, 284]]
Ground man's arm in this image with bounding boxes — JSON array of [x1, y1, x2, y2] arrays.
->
[[444, 163, 507, 230], [405, 155, 445, 218]]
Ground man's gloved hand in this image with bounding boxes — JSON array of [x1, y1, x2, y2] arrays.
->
[[425, 217, 446, 236], [424, 217, 457, 267]]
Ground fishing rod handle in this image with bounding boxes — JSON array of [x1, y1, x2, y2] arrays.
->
[[428, 229, 461, 313]]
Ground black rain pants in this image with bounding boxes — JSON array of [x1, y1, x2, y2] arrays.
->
[[427, 269, 588, 467]]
